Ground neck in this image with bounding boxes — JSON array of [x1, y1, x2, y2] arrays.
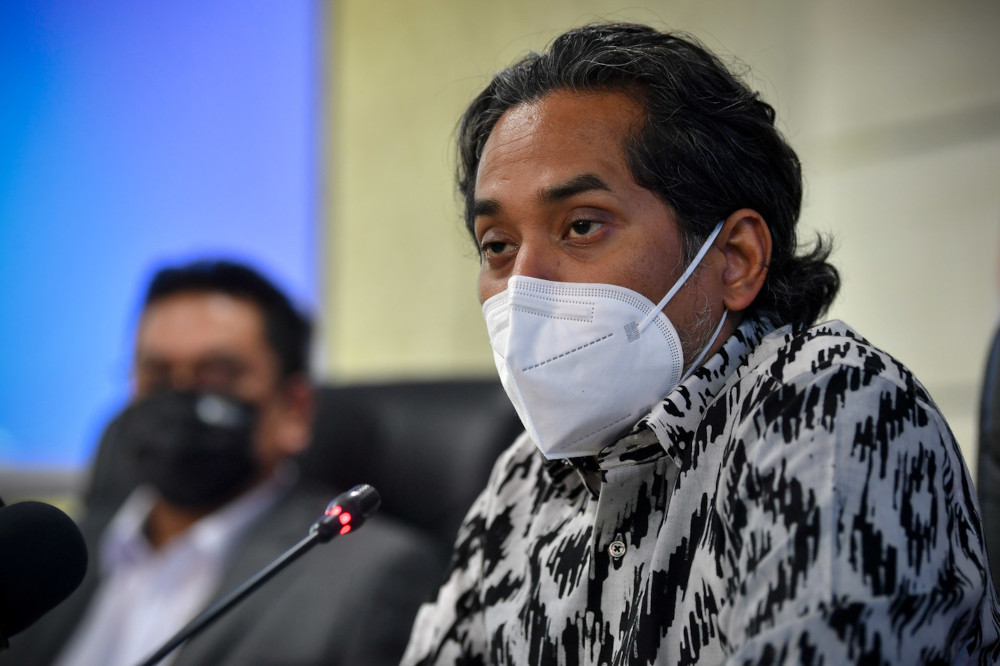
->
[[144, 498, 212, 550], [142, 469, 275, 549]]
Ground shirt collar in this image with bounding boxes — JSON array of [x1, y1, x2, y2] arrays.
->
[[631, 317, 774, 470], [540, 318, 775, 491], [586, 316, 774, 471], [99, 464, 297, 576]]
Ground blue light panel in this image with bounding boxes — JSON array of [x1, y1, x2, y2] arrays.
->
[[0, 1, 317, 467]]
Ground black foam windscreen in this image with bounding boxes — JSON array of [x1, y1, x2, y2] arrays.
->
[[0, 501, 88, 638]]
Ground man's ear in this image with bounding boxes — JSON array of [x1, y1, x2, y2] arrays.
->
[[717, 208, 772, 313], [275, 375, 315, 456]]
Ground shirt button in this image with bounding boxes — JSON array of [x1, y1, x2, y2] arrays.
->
[[608, 540, 627, 559]]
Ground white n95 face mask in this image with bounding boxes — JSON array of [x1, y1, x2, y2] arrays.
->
[[482, 221, 727, 459]]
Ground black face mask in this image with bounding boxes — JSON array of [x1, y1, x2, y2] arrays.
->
[[118, 390, 260, 511]]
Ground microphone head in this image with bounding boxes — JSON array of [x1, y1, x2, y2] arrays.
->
[[311, 484, 381, 543], [0, 501, 88, 639]]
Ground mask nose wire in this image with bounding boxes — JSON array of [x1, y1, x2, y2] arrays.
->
[[637, 220, 725, 333]]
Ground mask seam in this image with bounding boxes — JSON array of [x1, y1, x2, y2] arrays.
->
[[521, 332, 615, 372]]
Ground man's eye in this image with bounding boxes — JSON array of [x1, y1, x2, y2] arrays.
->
[[199, 372, 239, 390], [567, 220, 604, 238], [480, 240, 512, 257]]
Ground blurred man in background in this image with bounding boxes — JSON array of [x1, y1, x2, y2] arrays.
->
[[3, 259, 442, 666], [403, 23, 1000, 664]]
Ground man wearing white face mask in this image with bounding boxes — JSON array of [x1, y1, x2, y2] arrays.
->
[[402, 23, 1000, 666]]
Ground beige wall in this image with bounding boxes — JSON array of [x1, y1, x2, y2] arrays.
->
[[322, 1, 1000, 470]]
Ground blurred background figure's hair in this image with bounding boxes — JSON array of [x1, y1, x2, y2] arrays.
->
[[145, 260, 312, 379]]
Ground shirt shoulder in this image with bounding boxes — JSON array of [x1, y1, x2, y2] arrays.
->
[[745, 319, 932, 402], [712, 321, 1000, 662]]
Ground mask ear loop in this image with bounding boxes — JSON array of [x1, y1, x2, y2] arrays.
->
[[637, 220, 726, 333]]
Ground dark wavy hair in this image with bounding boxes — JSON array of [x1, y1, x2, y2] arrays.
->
[[457, 23, 839, 326], [144, 260, 311, 378]]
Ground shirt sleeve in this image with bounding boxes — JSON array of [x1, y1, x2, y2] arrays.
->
[[400, 484, 491, 665], [718, 364, 1000, 665]]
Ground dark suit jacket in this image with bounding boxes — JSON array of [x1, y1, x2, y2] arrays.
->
[[1, 482, 446, 666]]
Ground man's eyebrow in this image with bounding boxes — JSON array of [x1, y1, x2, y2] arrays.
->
[[196, 351, 247, 368], [538, 173, 611, 205], [471, 173, 611, 220], [472, 198, 501, 219]]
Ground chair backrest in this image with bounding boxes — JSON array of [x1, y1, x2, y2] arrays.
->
[[978, 326, 1000, 585], [81, 413, 139, 515], [300, 380, 522, 551]]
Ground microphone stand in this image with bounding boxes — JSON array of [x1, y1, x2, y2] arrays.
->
[[134, 484, 378, 666], [135, 531, 318, 666]]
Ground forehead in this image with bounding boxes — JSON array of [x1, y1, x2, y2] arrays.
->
[[136, 291, 268, 360], [476, 89, 644, 194]]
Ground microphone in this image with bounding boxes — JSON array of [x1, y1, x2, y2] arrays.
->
[[135, 484, 380, 666], [310, 482, 381, 541], [0, 500, 88, 650]]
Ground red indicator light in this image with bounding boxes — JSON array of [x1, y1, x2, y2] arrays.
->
[[339, 512, 352, 525], [339, 524, 351, 535], [326, 505, 342, 517]]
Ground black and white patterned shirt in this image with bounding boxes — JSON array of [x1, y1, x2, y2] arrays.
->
[[402, 319, 1000, 665]]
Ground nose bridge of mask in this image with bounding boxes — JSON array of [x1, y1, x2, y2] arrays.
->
[[637, 220, 725, 333], [491, 278, 659, 370], [509, 291, 593, 322]]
